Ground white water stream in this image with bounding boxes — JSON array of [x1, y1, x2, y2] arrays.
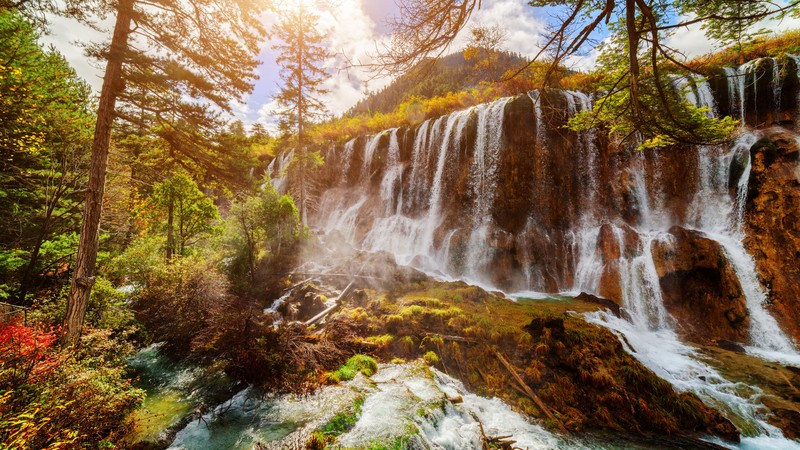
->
[[304, 58, 800, 447], [166, 361, 582, 450]]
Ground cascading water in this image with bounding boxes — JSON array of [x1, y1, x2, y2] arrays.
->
[[379, 129, 402, 215], [340, 139, 356, 183], [464, 98, 511, 282], [739, 60, 758, 124], [790, 54, 800, 127], [301, 56, 800, 446], [347, 97, 511, 282], [266, 150, 294, 194], [362, 129, 390, 184]]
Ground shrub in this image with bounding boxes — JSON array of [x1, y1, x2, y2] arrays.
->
[[0, 321, 143, 448], [130, 256, 232, 358]]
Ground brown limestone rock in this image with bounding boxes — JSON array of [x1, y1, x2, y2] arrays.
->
[[595, 223, 641, 306], [744, 131, 800, 344], [651, 226, 749, 344], [575, 292, 622, 318]]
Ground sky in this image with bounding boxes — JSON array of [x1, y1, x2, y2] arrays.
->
[[40, 0, 800, 133]]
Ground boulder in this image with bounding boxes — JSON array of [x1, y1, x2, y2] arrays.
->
[[575, 292, 622, 318], [651, 226, 749, 344]]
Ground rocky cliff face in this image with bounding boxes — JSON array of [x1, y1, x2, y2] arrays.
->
[[744, 131, 800, 342], [274, 56, 800, 350]]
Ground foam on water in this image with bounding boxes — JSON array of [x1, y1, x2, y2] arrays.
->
[[300, 60, 800, 445]]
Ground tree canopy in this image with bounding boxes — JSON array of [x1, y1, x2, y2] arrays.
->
[[378, 0, 800, 147]]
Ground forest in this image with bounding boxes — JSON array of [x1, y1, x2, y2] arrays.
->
[[2, 0, 800, 449]]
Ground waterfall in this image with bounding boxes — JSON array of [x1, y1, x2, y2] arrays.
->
[[341, 139, 356, 184], [312, 60, 798, 351], [464, 98, 511, 282], [406, 118, 438, 211], [790, 54, 800, 127], [528, 89, 547, 147], [267, 149, 294, 194], [739, 60, 758, 125], [362, 129, 390, 184], [301, 57, 800, 444], [773, 58, 783, 118], [723, 67, 740, 122], [379, 129, 402, 215], [425, 109, 472, 255]]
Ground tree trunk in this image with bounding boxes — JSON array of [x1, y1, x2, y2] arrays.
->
[[62, 0, 133, 346], [625, 0, 641, 118], [17, 218, 50, 305], [166, 201, 175, 260]]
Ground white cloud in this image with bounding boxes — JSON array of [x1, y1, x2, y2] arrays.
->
[[39, 14, 111, 92], [454, 0, 547, 57], [244, 0, 397, 131], [666, 2, 800, 60]]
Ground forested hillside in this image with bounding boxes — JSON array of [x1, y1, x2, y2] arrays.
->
[[347, 50, 529, 115], [3, 0, 800, 448]]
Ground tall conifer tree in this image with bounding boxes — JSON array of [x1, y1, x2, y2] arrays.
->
[[60, 0, 266, 344], [272, 2, 329, 225]]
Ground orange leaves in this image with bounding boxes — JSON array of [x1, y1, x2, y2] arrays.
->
[[0, 321, 63, 386]]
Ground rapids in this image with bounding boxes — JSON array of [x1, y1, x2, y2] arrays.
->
[[287, 56, 800, 447]]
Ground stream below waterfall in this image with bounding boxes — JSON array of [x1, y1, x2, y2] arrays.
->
[[131, 348, 595, 449], [297, 56, 800, 448]]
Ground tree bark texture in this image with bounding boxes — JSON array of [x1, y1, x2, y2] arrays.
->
[[62, 0, 133, 345]]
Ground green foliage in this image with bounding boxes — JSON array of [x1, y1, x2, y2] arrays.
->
[[147, 173, 220, 258], [569, 18, 738, 149], [422, 351, 440, 366], [226, 183, 303, 291], [679, 1, 773, 50], [0, 10, 92, 303], [327, 354, 378, 383], [129, 255, 232, 358], [86, 277, 137, 333]]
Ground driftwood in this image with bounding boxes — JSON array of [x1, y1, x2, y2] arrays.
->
[[478, 420, 518, 450], [291, 272, 388, 281], [492, 349, 563, 430], [287, 277, 315, 290], [423, 333, 477, 344], [305, 282, 356, 327]]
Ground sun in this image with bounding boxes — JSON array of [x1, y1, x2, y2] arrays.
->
[[275, 0, 316, 11]]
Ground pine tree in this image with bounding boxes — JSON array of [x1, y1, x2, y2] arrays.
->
[[59, 0, 266, 344], [0, 11, 94, 304], [272, 2, 329, 225]]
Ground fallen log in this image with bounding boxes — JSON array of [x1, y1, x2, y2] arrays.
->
[[423, 333, 477, 344], [492, 349, 563, 431], [305, 282, 356, 327]]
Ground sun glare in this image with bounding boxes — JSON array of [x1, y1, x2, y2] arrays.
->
[[276, 0, 315, 11]]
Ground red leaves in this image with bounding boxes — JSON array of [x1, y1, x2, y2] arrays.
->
[[0, 320, 63, 386]]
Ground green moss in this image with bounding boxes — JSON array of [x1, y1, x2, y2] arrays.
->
[[400, 305, 425, 317], [318, 395, 365, 438], [328, 354, 379, 383], [366, 334, 394, 346], [420, 335, 444, 348], [422, 351, 440, 365]]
